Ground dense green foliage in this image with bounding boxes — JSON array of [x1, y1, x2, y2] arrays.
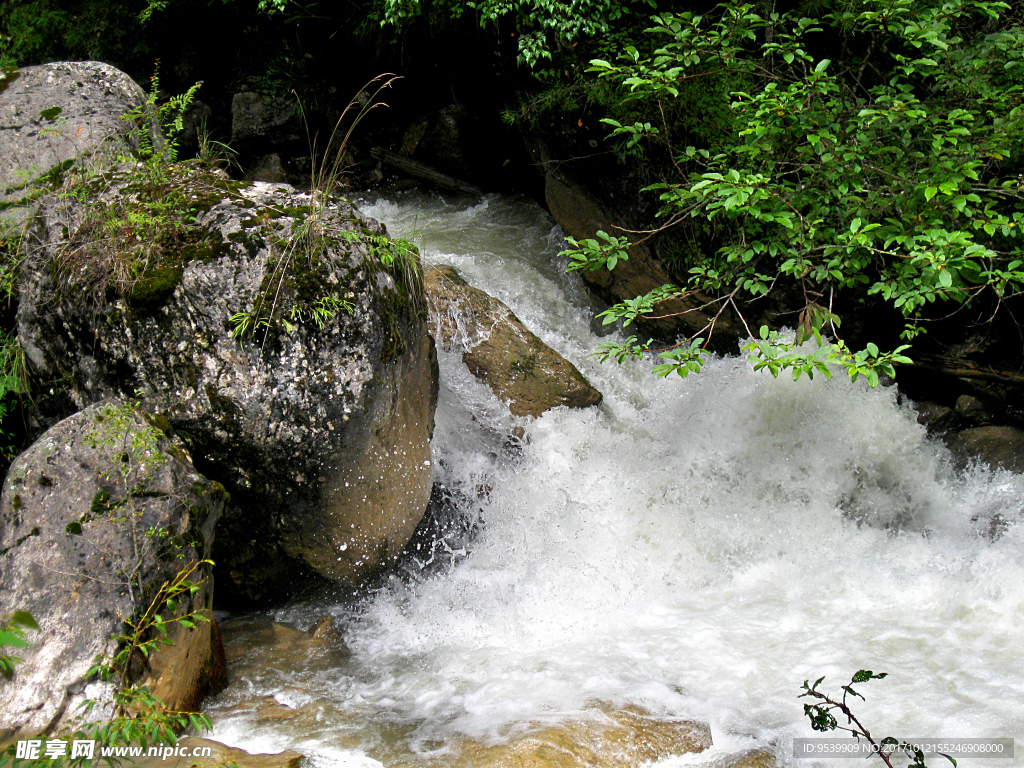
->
[[0, 0, 146, 69], [5, 0, 1024, 393], [375, 0, 658, 66], [565, 0, 1024, 384]]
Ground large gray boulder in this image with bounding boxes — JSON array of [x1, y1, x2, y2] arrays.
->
[[0, 401, 226, 741], [0, 62, 144, 213], [425, 265, 601, 417], [17, 169, 437, 602]]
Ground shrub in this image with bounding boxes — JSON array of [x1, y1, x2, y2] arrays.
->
[[564, 0, 1024, 384]]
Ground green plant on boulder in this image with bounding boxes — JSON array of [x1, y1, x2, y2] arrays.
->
[[227, 207, 359, 346], [1, 402, 217, 766], [229, 75, 423, 348], [35, 65, 222, 314], [122, 60, 201, 169], [0, 566, 214, 767], [69, 560, 214, 765], [0, 610, 37, 679]]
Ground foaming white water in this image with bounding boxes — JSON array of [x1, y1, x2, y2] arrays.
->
[[209, 190, 1024, 767]]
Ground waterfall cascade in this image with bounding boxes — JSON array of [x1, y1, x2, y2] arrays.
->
[[207, 190, 1024, 768]]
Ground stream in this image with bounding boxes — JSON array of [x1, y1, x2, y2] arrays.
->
[[205, 190, 1024, 767]]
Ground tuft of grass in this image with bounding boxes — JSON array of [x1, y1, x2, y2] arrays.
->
[[231, 74, 407, 349]]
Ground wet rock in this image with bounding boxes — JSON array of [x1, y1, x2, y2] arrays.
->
[[133, 737, 303, 768], [955, 394, 992, 425], [712, 749, 777, 768], [404, 105, 478, 178], [914, 401, 959, 435], [18, 172, 437, 601], [0, 401, 226, 740], [270, 617, 349, 661], [308, 615, 345, 647], [0, 62, 144, 216], [230, 92, 302, 159], [948, 426, 1024, 473], [397, 482, 481, 576], [400, 704, 711, 768], [545, 172, 740, 347], [220, 615, 350, 677], [425, 265, 601, 417], [400, 116, 431, 157], [247, 153, 298, 185]]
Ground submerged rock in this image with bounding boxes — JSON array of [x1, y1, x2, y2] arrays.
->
[[17, 169, 437, 602], [716, 751, 777, 768], [954, 394, 992, 426], [0, 401, 226, 740], [425, 264, 601, 417], [949, 425, 1024, 473], [400, 704, 711, 768], [914, 401, 959, 435]]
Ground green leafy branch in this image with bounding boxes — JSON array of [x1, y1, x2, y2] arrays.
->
[[1, 563, 213, 766], [801, 671, 957, 768], [86, 559, 213, 694], [744, 327, 913, 386], [378, 0, 658, 67], [564, 230, 632, 272], [69, 560, 215, 765], [567, 0, 1024, 384]]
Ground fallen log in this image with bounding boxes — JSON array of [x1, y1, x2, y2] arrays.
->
[[371, 147, 485, 197]]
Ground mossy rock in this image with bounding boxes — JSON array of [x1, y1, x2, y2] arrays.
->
[[18, 178, 438, 603]]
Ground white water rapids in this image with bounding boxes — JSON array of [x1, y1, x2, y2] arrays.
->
[[208, 190, 1024, 767]]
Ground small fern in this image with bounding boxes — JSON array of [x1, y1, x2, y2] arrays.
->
[[123, 61, 201, 166]]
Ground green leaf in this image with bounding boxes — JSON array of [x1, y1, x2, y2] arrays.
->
[[10, 611, 38, 631]]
